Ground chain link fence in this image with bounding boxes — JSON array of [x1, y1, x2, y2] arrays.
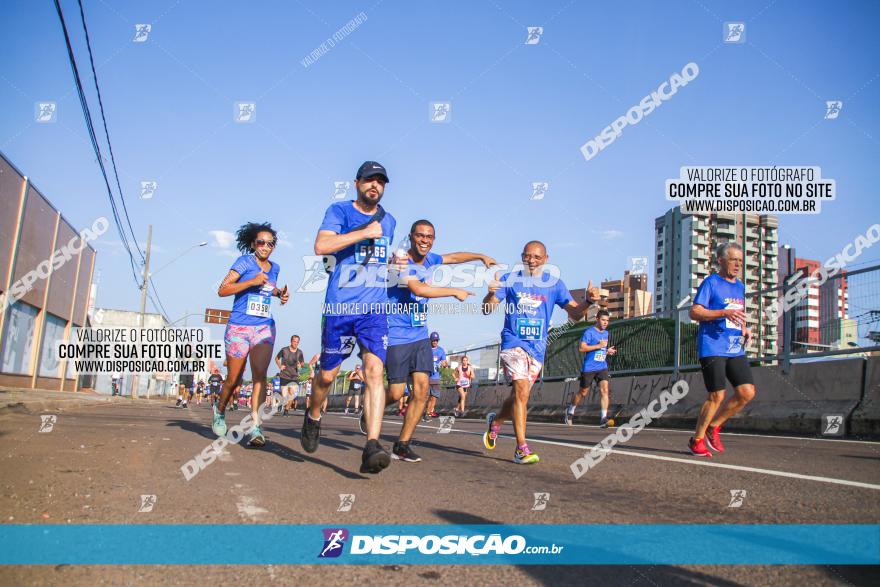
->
[[449, 263, 880, 382]]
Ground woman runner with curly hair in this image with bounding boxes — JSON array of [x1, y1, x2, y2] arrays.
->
[[211, 222, 289, 447]]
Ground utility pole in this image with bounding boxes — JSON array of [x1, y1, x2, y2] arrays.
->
[[132, 225, 152, 399]]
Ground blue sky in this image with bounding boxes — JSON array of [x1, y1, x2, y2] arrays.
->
[[2, 0, 878, 369]]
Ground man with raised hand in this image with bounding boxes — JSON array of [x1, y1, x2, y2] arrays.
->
[[380, 219, 489, 462], [481, 241, 598, 464], [302, 161, 397, 474]]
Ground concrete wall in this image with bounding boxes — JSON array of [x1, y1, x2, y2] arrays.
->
[[325, 357, 879, 438]]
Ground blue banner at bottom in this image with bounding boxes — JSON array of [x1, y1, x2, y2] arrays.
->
[[0, 524, 877, 565]]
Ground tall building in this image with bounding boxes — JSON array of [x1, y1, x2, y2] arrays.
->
[[819, 273, 850, 347], [654, 208, 779, 355], [600, 271, 653, 319], [792, 258, 821, 348], [776, 249, 850, 352], [0, 151, 96, 391]]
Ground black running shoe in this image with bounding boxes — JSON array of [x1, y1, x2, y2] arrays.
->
[[392, 441, 422, 463], [358, 411, 367, 435], [360, 439, 391, 474], [300, 414, 321, 453]]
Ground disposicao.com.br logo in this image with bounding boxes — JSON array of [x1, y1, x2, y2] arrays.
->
[[318, 529, 564, 558]]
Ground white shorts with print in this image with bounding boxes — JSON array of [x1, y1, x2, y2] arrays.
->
[[500, 347, 543, 384]]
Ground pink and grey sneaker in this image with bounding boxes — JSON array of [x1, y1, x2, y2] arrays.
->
[[705, 425, 725, 453], [483, 412, 500, 450], [513, 443, 539, 464]]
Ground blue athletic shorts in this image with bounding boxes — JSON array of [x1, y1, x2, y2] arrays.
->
[[320, 312, 388, 371], [386, 339, 433, 384]]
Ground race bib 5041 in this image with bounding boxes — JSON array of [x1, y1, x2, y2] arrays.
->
[[516, 317, 544, 341]]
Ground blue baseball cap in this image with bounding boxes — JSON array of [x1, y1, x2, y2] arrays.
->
[[430, 331, 440, 341], [356, 161, 390, 182]]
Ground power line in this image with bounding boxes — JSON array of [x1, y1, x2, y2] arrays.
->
[[75, 0, 144, 260], [148, 277, 170, 322], [52, 0, 141, 287], [74, 1, 172, 322], [56, 0, 173, 324]]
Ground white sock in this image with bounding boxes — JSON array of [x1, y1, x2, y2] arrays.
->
[[567, 405, 576, 415], [600, 409, 607, 419]]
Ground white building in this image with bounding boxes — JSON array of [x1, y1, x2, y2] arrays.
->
[[654, 208, 779, 355]]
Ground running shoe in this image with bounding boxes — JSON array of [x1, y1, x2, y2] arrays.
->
[[300, 415, 321, 453], [247, 425, 266, 447], [421, 413, 430, 422], [688, 436, 712, 457], [182, 401, 188, 409], [345, 408, 350, 415], [514, 444, 540, 465], [358, 411, 367, 436], [175, 398, 181, 407], [453, 409, 460, 418], [391, 441, 422, 462], [429, 411, 438, 418], [276, 406, 282, 416], [599, 417, 610, 428], [483, 412, 499, 450], [282, 409, 289, 417], [705, 425, 725, 453], [360, 439, 391, 474], [211, 406, 227, 437], [564, 411, 573, 426]]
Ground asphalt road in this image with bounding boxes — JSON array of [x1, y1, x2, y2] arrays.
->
[[0, 400, 878, 586]]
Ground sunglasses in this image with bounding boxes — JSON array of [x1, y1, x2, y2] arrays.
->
[[255, 239, 276, 249]]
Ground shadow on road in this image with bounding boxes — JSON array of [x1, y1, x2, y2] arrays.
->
[[165, 419, 215, 440], [430, 509, 751, 586]]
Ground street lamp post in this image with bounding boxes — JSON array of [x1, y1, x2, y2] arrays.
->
[[132, 234, 208, 399]]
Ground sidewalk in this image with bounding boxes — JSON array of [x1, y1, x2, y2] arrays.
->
[[0, 387, 169, 415]]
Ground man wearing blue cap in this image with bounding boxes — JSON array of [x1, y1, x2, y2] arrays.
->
[[302, 161, 397, 474], [426, 331, 447, 420]]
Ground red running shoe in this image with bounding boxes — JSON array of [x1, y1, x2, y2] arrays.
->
[[689, 437, 712, 457], [705, 425, 725, 453]]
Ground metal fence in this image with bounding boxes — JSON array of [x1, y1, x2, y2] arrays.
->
[[450, 263, 880, 382]]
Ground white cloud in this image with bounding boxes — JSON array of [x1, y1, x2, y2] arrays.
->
[[209, 230, 235, 249], [599, 229, 624, 240], [275, 229, 293, 248]]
